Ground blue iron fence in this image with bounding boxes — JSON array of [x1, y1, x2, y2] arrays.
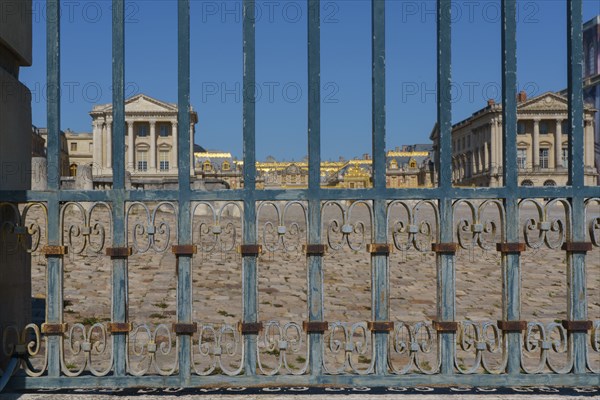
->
[[0, 0, 598, 389]]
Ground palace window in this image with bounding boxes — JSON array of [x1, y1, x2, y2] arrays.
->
[[69, 163, 77, 177], [137, 150, 148, 171], [138, 125, 148, 137], [203, 160, 213, 172], [517, 121, 526, 135], [159, 125, 170, 137], [562, 148, 568, 168], [159, 151, 170, 171], [222, 160, 231, 171], [521, 179, 534, 186], [539, 121, 549, 135], [539, 148, 549, 169], [517, 149, 527, 169], [70, 142, 77, 151], [588, 43, 596, 76], [562, 120, 569, 135]]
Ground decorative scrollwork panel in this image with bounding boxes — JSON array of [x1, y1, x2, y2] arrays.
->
[[322, 321, 374, 375], [521, 321, 572, 374], [61, 323, 112, 377], [388, 321, 439, 375], [257, 321, 308, 375], [191, 323, 243, 376], [127, 323, 178, 376], [455, 321, 507, 374]]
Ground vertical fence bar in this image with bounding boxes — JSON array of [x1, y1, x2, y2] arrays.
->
[[566, 0, 587, 374], [177, 0, 192, 385], [45, 0, 62, 378], [307, 0, 324, 376], [500, 0, 522, 375], [110, 0, 127, 377], [242, 0, 258, 376], [436, 0, 455, 375], [371, 0, 388, 375]]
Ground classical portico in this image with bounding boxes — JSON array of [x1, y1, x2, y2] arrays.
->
[[90, 94, 198, 180]]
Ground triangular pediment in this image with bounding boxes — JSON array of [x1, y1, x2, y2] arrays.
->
[[518, 92, 569, 112], [93, 94, 178, 113], [520, 91, 596, 112]]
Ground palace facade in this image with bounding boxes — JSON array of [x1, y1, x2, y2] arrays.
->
[[89, 94, 198, 188], [193, 146, 435, 190], [431, 91, 597, 187]]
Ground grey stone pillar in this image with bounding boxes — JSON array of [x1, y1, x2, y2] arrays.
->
[[0, 0, 33, 366], [75, 163, 93, 190], [31, 157, 47, 191]]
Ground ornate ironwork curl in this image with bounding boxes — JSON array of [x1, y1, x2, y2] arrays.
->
[[256, 320, 308, 375], [322, 321, 374, 375], [322, 201, 372, 251], [2, 324, 47, 377], [521, 321, 572, 374], [519, 199, 571, 250], [60, 202, 111, 255], [453, 200, 505, 251], [127, 323, 177, 376], [585, 198, 600, 247], [191, 323, 243, 376], [192, 202, 241, 255], [455, 321, 507, 374], [126, 202, 177, 254], [257, 201, 307, 255], [387, 200, 439, 253], [0, 202, 47, 254], [61, 322, 112, 377], [388, 321, 439, 375], [587, 320, 600, 373]]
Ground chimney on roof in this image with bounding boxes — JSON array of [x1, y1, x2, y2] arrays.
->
[[517, 91, 527, 102], [363, 153, 370, 160], [487, 99, 495, 106]]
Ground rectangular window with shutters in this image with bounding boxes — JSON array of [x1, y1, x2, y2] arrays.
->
[[137, 150, 148, 171], [517, 148, 527, 169], [562, 148, 568, 168], [539, 148, 549, 169], [159, 151, 169, 171]]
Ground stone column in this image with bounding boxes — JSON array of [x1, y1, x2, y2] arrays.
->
[[149, 120, 157, 172], [585, 119, 594, 169], [190, 122, 195, 175], [532, 119, 540, 169], [555, 119, 563, 169], [106, 121, 112, 169], [483, 141, 489, 171], [92, 120, 102, 172], [490, 119, 497, 174], [127, 120, 134, 172], [171, 120, 178, 168]]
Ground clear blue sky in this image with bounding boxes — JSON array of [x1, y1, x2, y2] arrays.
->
[[21, 0, 600, 161]]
